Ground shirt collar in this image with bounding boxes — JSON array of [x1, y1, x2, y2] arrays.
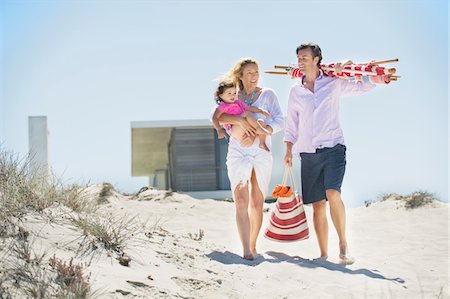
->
[[300, 70, 324, 87]]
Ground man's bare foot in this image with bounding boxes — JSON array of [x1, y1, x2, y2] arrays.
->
[[339, 244, 355, 265], [259, 143, 270, 152]]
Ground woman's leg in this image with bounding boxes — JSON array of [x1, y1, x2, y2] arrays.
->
[[249, 168, 265, 255], [233, 183, 253, 260]]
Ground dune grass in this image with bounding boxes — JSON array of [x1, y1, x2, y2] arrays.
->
[[0, 148, 98, 298]]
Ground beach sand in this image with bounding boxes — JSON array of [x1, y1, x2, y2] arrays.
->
[[13, 186, 450, 298]]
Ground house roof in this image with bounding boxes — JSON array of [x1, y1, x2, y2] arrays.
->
[[131, 119, 212, 129]]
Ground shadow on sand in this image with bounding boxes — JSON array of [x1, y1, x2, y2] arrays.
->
[[265, 251, 406, 286], [207, 250, 406, 287], [206, 250, 267, 266]]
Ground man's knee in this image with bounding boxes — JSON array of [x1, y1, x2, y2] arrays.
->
[[312, 200, 327, 215], [326, 189, 341, 202]]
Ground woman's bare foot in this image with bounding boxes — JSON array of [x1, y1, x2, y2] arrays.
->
[[243, 252, 254, 260]]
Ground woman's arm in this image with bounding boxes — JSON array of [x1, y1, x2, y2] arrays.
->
[[246, 106, 271, 118], [217, 113, 256, 136], [263, 90, 284, 134]]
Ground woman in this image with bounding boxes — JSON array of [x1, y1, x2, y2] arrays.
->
[[216, 58, 284, 260]]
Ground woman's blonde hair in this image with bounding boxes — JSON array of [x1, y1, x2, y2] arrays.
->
[[230, 57, 259, 91]]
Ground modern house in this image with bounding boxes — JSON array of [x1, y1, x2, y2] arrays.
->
[[131, 119, 286, 199]]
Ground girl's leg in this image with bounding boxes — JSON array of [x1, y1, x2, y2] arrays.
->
[[233, 183, 253, 260], [241, 112, 271, 135], [257, 132, 270, 152], [249, 168, 265, 256], [230, 125, 246, 141]]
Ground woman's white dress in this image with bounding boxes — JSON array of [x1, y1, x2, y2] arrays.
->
[[226, 88, 284, 197]]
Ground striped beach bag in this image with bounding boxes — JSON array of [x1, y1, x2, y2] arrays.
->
[[264, 166, 309, 242]]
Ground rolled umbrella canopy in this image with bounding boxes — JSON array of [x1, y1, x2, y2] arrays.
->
[[266, 59, 400, 83]]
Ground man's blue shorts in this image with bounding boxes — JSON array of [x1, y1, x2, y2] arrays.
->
[[299, 144, 346, 204]]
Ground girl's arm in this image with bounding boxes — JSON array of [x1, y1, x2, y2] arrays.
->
[[212, 108, 224, 133]]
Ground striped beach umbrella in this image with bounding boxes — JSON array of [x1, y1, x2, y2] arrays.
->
[[265, 59, 400, 83]]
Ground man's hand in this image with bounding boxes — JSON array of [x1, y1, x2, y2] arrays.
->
[[240, 134, 256, 148], [284, 142, 294, 166], [284, 150, 293, 167], [334, 60, 353, 73]]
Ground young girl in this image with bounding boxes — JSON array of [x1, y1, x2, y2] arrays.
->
[[212, 80, 272, 152]]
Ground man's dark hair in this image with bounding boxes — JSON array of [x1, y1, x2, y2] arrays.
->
[[296, 43, 322, 68]]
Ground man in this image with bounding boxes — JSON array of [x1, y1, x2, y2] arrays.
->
[[284, 43, 384, 264]]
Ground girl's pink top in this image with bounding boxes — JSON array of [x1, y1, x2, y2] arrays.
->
[[218, 100, 247, 116], [217, 100, 247, 133]]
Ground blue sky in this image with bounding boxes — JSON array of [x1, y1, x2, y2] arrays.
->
[[1, 0, 448, 207]]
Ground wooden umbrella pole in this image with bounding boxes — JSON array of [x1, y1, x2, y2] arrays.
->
[[369, 58, 399, 65], [264, 71, 288, 75], [274, 65, 290, 69]]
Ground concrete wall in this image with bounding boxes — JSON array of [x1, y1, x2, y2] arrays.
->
[[28, 116, 49, 178]]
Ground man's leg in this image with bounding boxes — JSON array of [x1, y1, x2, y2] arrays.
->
[[312, 199, 328, 258], [324, 145, 353, 264], [326, 189, 347, 255]]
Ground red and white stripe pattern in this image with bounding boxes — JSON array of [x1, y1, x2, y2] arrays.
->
[[264, 193, 309, 242], [290, 64, 391, 84]]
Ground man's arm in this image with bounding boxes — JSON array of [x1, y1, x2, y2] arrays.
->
[[284, 88, 299, 166], [334, 60, 377, 96], [284, 142, 294, 167]]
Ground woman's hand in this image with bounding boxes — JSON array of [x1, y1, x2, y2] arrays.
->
[[238, 117, 256, 136], [240, 134, 256, 148]]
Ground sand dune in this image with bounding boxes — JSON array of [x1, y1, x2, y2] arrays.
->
[[6, 186, 449, 298]]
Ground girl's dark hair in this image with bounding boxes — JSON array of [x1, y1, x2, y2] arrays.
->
[[214, 80, 235, 104], [296, 42, 322, 68]]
